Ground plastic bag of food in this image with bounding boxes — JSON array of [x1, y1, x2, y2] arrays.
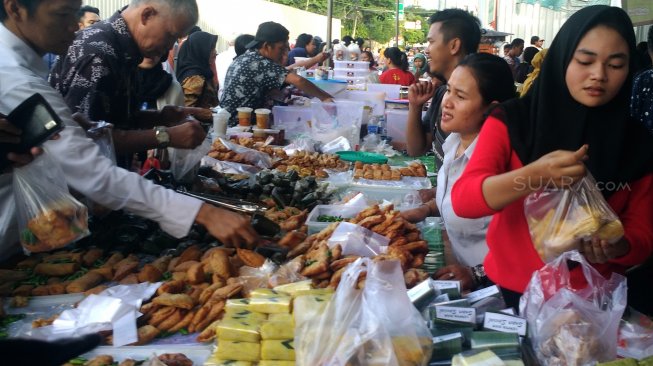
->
[[617, 307, 653, 359], [524, 173, 624, 262], [327, 222, 389, 257], [520, 250, 627, 365], [296, 258, 433, 365], [169, 136, 212, 182], [13, 153, 89, 253]]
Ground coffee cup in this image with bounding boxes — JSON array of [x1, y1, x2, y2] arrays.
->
[[236, 107, 253, 126], [254, 108, 271, 129]]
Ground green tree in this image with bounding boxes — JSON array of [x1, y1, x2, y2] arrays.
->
[[268, 0, 397, 44]]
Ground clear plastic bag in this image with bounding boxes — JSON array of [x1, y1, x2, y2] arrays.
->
[[519, 250, 627, 366], [524, 173, 624, 262], [13, 153, 89, 253], [310, 99, 364, 148], [617, 307, 653, 359], [215, 137, 272, 169], [296, 258, 433, 365], [168, 137, 212, 182], [327, 221, 389, 257]]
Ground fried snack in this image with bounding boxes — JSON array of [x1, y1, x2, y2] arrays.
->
[[84, 285, 109, 297], [102, 252, 124, 268], [34, 262, 79, 276], [209, 283, 243, 301], [158, 353, 193, 366], [157, 280, 185, 295], [207, 249, 232, 280], [237, 248, 266, 268], [13, 285, 34, 297], [178, 245, 202, 264], [31, 285, 51, 296], [173, 260, 200, 272], [138, 264, 163, 283], [156, 308, 184, 332], [167, 257, 180, 272], [89, 266, 113, 281], [42, 251, 82, 264], [187, 283, 208, 303], [119, 360, 137, 366], [199, 282, 224, 305], [300, 243, 330, 277], [152, 293, 196, 310], [330, 256, 360, 272], [139, 302, 159, 323], [278, 231, 307, 249], [149, 307, 177, 327], [23, 204, 88, 252], [195, 300, 227, 332], [150, 255, 172, 273], [85, 355, 114, 366], [119, 273, 139, 285], [185, 262, 205, 285], [356, 214, 384, 229], [16, 256, 41, 270], [112, 261, 139, 281], [113, 254, 138, 269], [196, 319, 221, 343], [32, 314, 58, 328], [168, 308, 195, 333], [171, 272, 187, 281], [82, 248, 104, 267], [400, 240, 429, 254], [66, 271, 104, 293], [132, 325, 160, 345]]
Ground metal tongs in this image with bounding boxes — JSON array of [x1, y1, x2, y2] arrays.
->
[[175, 187, 265, 214]]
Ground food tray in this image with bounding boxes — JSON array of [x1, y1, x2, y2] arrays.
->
[[306, 204, 360, 234], [81, 344, 213, 365]]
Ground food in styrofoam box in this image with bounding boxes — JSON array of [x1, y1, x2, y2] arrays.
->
[[217, 319, 261, 343], [248, 296, 292, 314], [225, 298, 251, 312], [272, 279, 313, 297], [261, 339, 296, 361], [260, 320, 295, 340]]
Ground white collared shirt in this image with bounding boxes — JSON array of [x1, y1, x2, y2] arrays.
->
[[0, 23, 202, 259], [435, 133, 490, 267]]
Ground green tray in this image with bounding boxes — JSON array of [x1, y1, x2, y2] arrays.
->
[[336, 151, 388, 164]]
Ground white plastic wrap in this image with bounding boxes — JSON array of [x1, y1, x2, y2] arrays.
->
[[327, 222, 389, 257], [200, 155, 260, 176], [169, 137, 212, 182], [216, 137, 272, 169]]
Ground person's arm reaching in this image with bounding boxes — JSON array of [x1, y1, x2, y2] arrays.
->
[[285, 73, 333, 101], [286, 51, 330, 70], [406, 81, 435, 156]]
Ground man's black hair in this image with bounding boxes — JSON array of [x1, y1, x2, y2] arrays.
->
[[0, 0, 44, 21], [428, 9, 481, 55], [295, 33, 313, 49], [76, 5, 99, 21], [510, 38, 524, 48]]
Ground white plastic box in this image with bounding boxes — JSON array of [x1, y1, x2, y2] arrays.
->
[[306, 205, 359, 234], [385, 109, 428, 150], [271, 106, 312, 141], [367, 83, 401, 99], [333, 68, 370, 79], [333, 60, 370, 70]]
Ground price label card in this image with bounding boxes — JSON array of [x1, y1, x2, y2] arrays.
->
[[483, 312, 528, 336], [435, 306, 476, 324], [465, 285, 500, 303]]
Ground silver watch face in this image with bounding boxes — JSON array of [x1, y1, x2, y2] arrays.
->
[[155, 127, 169, 145]]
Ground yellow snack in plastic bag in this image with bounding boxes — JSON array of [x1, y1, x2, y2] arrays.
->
[[225, 298, 251, 312], [261, 339, 295, 361], [260, 321, 294, 340], [267, 313, 294, 324], [273, 280, 312, 296], [249, 288, 288, 298], [258, 361, 295, 366], [293, 293, 332, 327], [223, 309, 268, 323], [203, 356, 253, 366], [215, 340, 260, 362], [217, 319, 261, 343], [249, 296, 292, 314]]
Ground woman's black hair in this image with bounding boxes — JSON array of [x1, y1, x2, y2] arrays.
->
[[234, 34, 255, 57], [457, 53, 515, 118], [295, 33, 313, 49], [383, 47, 409, 72], [361, 50, 376, 69]]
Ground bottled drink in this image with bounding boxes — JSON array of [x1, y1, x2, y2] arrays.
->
[[367, 115, 380, 135]]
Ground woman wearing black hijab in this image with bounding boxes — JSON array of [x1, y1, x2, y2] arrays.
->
[[176, 31, 219, 109], [451, 5, 653, 308]]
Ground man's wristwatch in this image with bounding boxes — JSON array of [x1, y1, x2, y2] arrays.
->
[[153, 126, 170, 148], [470, 264, 488, 288]]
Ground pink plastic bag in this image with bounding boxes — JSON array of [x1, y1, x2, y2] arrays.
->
[[519, 251, 627, 365]]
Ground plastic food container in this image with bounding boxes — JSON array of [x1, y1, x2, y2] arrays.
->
[[306, 78, 348, 96], [306, 204, 359, 234], [333, 68, 370, 79], [333, 60, 370, 70]]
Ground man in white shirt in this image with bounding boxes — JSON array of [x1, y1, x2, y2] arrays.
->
[[216, 35, 237, 100], [0, 0, 257, 260]]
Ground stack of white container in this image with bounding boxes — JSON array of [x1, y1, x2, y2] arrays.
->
[[332, 60, 370, 89]]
